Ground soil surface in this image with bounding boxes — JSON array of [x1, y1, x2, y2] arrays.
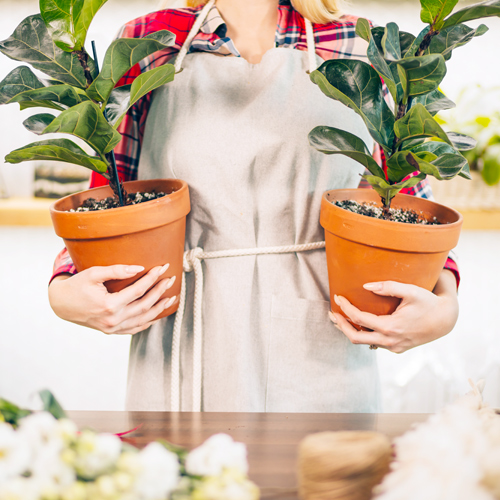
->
[[335, 200, 441, 225], [69, 191, 168, 212]]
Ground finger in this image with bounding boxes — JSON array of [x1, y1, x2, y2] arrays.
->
[[363, 281, 420, 300], [122, 276, 176, 320], [113, 295, 177, 334], [110, 320, 160, 336], [114, 263, 170, 306], [333, 295, 388, 332], [330, 311, 386, 347], [86, 265, 145, 283]]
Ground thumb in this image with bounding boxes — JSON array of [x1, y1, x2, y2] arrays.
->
[[363, 280, 419, 300], [85, 265, 145, 284]]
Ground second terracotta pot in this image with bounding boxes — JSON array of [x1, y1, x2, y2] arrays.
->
[[50, 178, 190, 320], [320, 189, 462, 323]]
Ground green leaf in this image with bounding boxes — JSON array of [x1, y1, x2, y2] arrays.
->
[[19, 100, 65, 111], [420, 0, 459, 29], [428, 23, 488, 60], [382, 23, 401, 61], [86, 30, 176, 103], [42, 101, 121, 154], [410, 140, 458, 157], [364, 172, 426, 206], [395, 54, 447, 96], [399, 31, 417, 57], [0, 15, 96, 88], [105, 85, 131, 127], [412, 88, 455, 116], [442, 1, 500, 29], [310, 59, 395, 153], [386, 150, 420, 182], [39, 390, 67, 420], [0, 66, 45, 104], [23, 113, 56, 134], [364, 29, 397, 101], [355, 18, 372, 42], [5, 138, 109, 174], [106, 64, 175, 128], [403, 149, 467, 180], [394, 103, 452, 146], [8, 84, 88, 108], [40, 0, 108, 52], [458, 157, 472, 180], [0, 399, 32, 426], [308, 125, 386, 179], [447, 132, 477, 151]]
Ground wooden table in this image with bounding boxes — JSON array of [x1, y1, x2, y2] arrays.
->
[[68, 412, 429, 499]]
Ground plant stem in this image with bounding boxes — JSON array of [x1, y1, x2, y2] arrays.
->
[[416, 29, 438, 57], [90, 40, 125, 207], [75, 49, 94, 87]]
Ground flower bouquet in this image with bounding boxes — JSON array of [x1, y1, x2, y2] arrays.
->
[[0, 391, 259, 500]]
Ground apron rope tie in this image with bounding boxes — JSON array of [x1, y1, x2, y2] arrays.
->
[[171, 241, 326, 412]]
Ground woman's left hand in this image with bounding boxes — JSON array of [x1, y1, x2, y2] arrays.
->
[[329, 270, 459, 354]]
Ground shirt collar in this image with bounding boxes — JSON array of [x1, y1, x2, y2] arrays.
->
[[199, 1, 293, 35]]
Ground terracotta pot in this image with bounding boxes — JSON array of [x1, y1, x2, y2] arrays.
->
[[320, 189, 463, 323], [50, 179, 190, 319]]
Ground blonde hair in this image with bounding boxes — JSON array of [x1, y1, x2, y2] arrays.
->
[[159, 0, 345, 24]]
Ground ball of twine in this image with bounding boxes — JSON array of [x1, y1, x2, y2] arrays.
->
[[297, 431, 392, 500]]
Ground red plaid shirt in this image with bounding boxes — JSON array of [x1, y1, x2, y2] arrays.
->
[[52, 0, 459, 284]]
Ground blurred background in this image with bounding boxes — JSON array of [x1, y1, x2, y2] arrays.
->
[[1, 0, 500, 412]]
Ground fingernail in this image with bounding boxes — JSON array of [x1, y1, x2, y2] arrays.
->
[[363, 283, 382, 291], [125, 265, 144, 274], [157, 264, 170, 277], [164, 276, 176, 289], [334, 295, 341, 306], [164, 295, 176, 309], [329, 311, 338, 324]]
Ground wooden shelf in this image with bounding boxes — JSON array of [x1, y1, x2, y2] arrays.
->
[[460, 210, 500, 230], [1, 198, 500, 230], [0, 197, 53, 226]]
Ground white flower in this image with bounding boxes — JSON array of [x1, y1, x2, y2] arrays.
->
[[0, 423, 31, 482], [18, 412, 60, 448], [374, 391, 500, 500], [133, 442, 180, 500], [30, 438, 76, 494], [0, 476, 40, 500], [191, 469, 259, 500], [73, 431, 122, 480], [185, 434, 248, 477]]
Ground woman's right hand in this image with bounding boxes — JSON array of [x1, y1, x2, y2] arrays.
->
[[48, 264, 176, 335]]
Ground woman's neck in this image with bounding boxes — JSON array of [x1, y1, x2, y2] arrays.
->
[[216, 0, 279, 64]]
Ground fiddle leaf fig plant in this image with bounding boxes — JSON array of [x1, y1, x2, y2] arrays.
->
[[309, 0, 500, 213], [0, 0, 176, 202]]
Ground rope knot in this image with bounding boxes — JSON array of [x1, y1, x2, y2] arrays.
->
[[183, 247, 204, 272]]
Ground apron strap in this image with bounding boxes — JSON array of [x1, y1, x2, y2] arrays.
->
[[174, 0, 216, 73], [174, 0, 317, 74], [171, 242, 326, 412], [305, 19, 317, 73]]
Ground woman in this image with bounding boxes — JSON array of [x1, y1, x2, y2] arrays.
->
[[48, 0, 460, 413]]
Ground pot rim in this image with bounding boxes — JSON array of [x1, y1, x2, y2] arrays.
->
[[320, 188, 463, 253], [50, 178, 191, 240]]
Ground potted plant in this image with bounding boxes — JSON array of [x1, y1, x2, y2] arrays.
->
[[308, 0, 500, 317], [0, 0, 190, 319]]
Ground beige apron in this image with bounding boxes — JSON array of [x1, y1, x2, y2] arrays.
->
[[126, 2, 380, 412]]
